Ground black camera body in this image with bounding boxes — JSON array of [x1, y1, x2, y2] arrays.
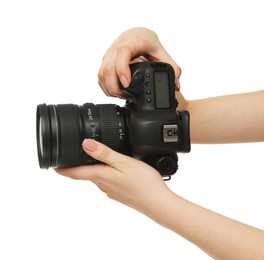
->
[[121, 62, 190, 178], [36, 62, 190, 180]]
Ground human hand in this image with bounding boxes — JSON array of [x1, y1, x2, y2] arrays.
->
[[56, 139, 264, 260], [55, 139, 172, 216], [98, 27, 181, 98]]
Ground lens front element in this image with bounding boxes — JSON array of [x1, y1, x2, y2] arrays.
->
[[36, 104, 52, 169]]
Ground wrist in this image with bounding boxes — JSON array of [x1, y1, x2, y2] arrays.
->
[[142, 188, 181, 228]]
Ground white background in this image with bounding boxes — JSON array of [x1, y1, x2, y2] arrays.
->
[[0, 0, 263, 259]]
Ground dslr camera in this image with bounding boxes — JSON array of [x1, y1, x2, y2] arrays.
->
[[36, 62, 191, 180]]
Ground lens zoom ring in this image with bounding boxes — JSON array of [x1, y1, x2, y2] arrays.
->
[[97, 104, 120, 151]]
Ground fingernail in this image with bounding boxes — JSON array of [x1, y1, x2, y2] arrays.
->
[[120, 75, 129, 88], [82, 139, 97, 151], [175, 80, 181, 91]]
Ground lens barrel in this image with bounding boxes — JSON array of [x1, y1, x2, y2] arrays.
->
[[36, 103, 127, 169]]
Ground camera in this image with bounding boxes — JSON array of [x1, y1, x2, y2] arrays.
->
[[36, 62, 190, 180]]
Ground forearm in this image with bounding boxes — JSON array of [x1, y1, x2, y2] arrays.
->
[[177, 90, 264, 143], [150, 191, 264, 260]]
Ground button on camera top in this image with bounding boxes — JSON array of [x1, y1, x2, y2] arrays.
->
[[146, 98, 151, 103], [145, 81, 151, 87]]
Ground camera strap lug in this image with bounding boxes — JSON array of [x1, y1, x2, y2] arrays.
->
[[162, 176, 171, 181]]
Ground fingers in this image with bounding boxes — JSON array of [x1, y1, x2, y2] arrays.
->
[[154, 48, 182, 91], [82, 139, 129, 170], [55, 164, 110, 181], [56, 139, 130, 181], [175, 70, 181, 91], [115, 46, 133, 87], [98, 27, 182, 97], [98, 46, 133, 97], [98, 59, 124, 97]]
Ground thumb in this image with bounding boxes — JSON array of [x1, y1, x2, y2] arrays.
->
[[82, 139, 125, 169]]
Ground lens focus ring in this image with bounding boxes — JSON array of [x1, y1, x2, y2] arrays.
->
[[56, 104, 81, 167]]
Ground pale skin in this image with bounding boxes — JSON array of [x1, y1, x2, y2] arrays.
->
[[56, 27, 264, 259]]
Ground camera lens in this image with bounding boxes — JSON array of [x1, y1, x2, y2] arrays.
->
[[36, 103, 127, 169]]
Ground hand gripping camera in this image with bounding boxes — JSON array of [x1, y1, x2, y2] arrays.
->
[[36, 62, 191, 180]]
